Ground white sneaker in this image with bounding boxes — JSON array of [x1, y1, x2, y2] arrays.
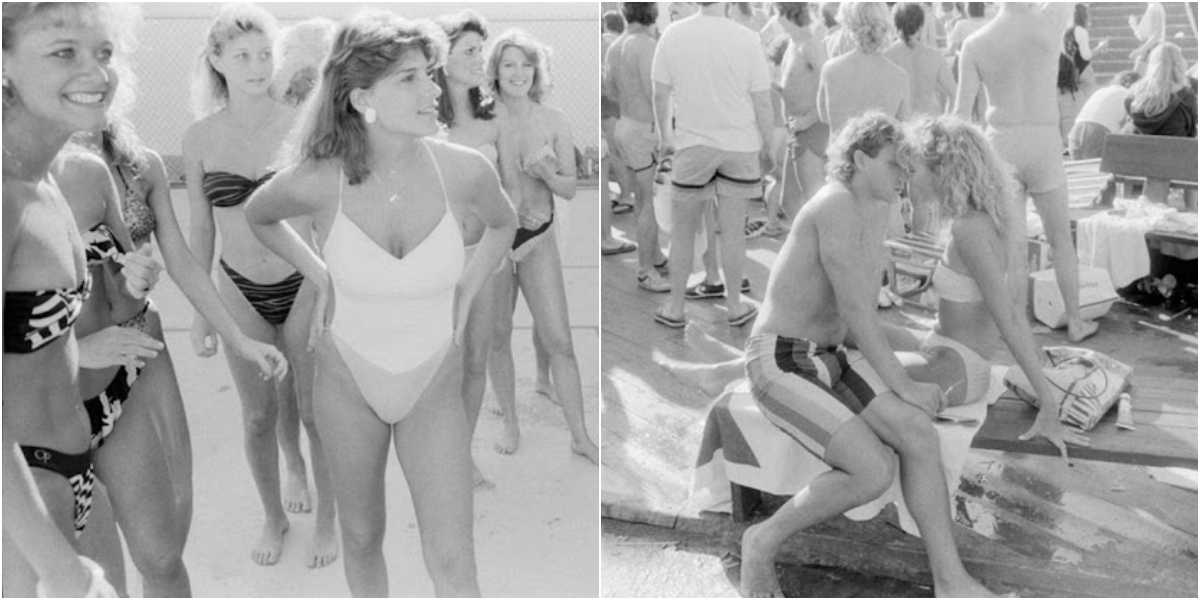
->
[[637, 270, 671, 293]]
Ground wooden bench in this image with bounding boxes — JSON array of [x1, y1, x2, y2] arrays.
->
[[1100, 133, 1198, 212]]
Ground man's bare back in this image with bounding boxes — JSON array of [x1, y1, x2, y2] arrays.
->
[[819, 52, 910, 133], [606, 31, 656, 123], [754, 181, 891, 344], [956, 3, 1073, 126]]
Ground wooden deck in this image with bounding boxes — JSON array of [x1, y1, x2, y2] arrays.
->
[[600, 200, 1198, 597]]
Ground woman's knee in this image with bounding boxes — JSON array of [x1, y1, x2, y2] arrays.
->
[[422, 541, 477, 584], [242, 405, 277, 438], [128, 539, 185, 583], [535, 325, 575, 360], [341, 521, 385, 559]]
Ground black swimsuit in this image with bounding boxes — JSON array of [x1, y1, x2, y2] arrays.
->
[[203, 171, 304, 325], [5, 274, 95, 535]]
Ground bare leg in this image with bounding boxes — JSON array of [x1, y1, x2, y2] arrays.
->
[[2, 469, 77, 597], [659, 196, 707, 320], [633, 164, 662, 277], [859, 395, 997, 597], [218, 273, 289, 566], [275, 372, 311, 514], [659, 355, 745, 398], [741, 417, 897, 597], [1030, 186, 1098, 342], [714, 194, 752, 320], [282, 285, 339, 568], [75, 483, 126, 596], [701, 203, 721, 284], [516, 232, 599, 464], [95, 385, 191, 596], [313, 341, 391, 597], [394, 352, 480, 597], [136, 309, 194, 547], [463, 270, 499, 489], [533, 324, 557, 405], [488, 261, 521, 455]]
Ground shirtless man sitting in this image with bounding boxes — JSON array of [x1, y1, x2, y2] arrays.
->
[[955, 1, 1099, 342], [739, 112, 996, 598]]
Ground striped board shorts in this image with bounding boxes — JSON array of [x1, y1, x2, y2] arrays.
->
[[745, 333, 890, 457]]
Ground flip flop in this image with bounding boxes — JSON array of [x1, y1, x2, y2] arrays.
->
[[601, 241, 637, 256], [653, 311, 687, 328], [611, 200, 634, 215], [728, 305, 758, 327]]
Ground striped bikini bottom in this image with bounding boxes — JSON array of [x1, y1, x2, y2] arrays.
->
[[220, 259, 303, 326]]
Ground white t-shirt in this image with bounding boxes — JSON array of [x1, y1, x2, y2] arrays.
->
[[1075, 85, 1130, 132], [652, 14, 772, 152]]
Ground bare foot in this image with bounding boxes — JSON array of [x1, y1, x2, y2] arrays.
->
[[494, 419, 520, 455], [934, 575, 999, 598], [486, 401, 505, 417], [472, 460, 495, 491], [1067, 319, 1100, 343], [306, 517, 339, 569], [740, 522, 783, 597], [283, 471, 311, 513], [684, 321, 741, 361], [659, 355, 735, 398], [252, 514, 289, 566], [570, 437, 600, 464], [535, 380, 560, 405]]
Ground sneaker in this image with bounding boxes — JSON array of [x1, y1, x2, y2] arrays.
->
[[654, 259, 669, 277], [611, 200, 634, 215], [637, 270, 671, 293], [745, 218, 767, 239], [685, 281, 725, 299], [685, 278, 752, 299]]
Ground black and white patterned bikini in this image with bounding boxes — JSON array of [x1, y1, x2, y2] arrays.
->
[[5, 273, 96, 535]]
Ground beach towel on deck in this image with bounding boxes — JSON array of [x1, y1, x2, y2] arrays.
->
[[691, 365, 1009, 537]]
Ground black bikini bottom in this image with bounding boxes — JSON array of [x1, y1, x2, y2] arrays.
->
[[21, 445, 95, 535], [510, 211, 554, 263]]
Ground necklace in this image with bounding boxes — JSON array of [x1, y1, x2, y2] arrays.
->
[[370, 169, 401, 203]]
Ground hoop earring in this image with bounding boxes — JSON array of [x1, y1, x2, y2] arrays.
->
[[363, 107, 376, 124]]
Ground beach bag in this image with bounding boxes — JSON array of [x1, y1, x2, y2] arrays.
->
[[1004, 347, 1132, 431]]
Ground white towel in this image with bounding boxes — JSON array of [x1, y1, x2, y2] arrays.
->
[[1076, 210, 1153, 289]]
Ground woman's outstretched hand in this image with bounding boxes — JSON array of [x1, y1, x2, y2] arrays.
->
[[1019, 407, 1091, 463]]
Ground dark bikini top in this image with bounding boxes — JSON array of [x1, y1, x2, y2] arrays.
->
[[82, 223, 124, 266], [4, 275, 91, 354], [114, 164, 156, 246], [202, 171, 275, 208]]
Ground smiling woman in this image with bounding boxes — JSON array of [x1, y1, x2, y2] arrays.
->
[[243, 9, 516, 596], [2, 2, 145, 596]]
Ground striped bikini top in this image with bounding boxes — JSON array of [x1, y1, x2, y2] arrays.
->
[[3, 275, 91, 354], [83, 223, 124, 266], [202, 170, 275, 208]]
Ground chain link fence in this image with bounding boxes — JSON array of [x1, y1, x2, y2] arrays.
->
[[127, 3, 599, 184]]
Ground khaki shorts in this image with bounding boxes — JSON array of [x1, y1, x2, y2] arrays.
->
[[670, 145, 763, 202], [614, 117, 658, 173]]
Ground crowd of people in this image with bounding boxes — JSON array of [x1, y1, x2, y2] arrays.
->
[[602, 1, 1195, 597], [4, 2, 596, 597]]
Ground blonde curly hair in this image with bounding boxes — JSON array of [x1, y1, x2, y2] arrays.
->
[[841, 2, 893, 54], [908, 116, 1016, 238]]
